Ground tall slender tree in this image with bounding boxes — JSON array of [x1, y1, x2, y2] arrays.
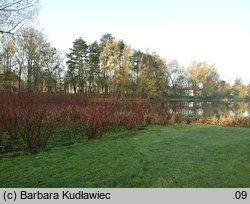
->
[[87, 41, 100, 94], [0, 36, 17, 91], [98, 33, 115, 95], [66, 38, 88, 94], [15, 27, 63, 92]]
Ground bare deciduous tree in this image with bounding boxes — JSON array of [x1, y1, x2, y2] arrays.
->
[[0, 0, 39, 34]]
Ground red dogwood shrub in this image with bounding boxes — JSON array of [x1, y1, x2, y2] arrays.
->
[[0, 93, 59, 152]]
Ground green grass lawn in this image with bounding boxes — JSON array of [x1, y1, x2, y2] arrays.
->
[[0, 125, 250, 187]]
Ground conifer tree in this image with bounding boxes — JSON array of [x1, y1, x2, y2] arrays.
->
[[87, 41, 100, 94], [66, 38, 88, 94]]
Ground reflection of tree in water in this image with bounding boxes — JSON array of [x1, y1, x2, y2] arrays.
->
[[202, 101, 231, 118], [229, 102, 249, 118], [165, 101, 250, 118], [247, 103, 250, 114]]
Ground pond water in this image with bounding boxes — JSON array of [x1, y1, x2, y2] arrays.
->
[[165, 101, 250, 118]]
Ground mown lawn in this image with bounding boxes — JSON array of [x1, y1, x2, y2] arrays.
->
[[0, 125, 250, 187]]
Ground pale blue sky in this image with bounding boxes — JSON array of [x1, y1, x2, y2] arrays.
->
[[36, 0, 250, 84]]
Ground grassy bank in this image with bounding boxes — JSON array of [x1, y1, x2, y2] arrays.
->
[[0, 125, 250, 188]]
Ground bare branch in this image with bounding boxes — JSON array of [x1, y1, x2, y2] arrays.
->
[[0, 0, 39, 35], [0, 0, 25, 10]]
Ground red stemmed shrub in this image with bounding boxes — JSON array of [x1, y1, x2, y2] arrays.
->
[[78, 98, 118, 140], [120, 100, 147, 129], [120, 99, 168, 128], [0, 125, 2, 146], [15, 93, 59, 152], [0, 99, 3, 146], [0, 112, 3, 146], [0, 94, 19, 140], [0, 93, 59, 152], [0, 93, 175, 152], [58, 98, 84, 142]]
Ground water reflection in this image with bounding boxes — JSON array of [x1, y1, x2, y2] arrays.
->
[[165, 101, 250, 118]]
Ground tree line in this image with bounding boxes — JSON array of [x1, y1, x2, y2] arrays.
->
[[1, 0, 250, 99], [0, 27, 250, 99]]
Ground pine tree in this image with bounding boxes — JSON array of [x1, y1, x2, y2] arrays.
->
[[87, 41, 100, 94], [66, 38, 88, 94]]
